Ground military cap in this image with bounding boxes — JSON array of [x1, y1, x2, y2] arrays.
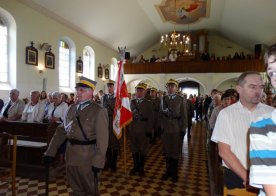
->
[[135, 82, 147, 90], [106, 79, 115, 86], [76, 76, 97, 90], [166, 78, 178, 87], [150, 87, 158, 92]]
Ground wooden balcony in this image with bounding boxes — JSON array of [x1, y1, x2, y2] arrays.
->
[[124, 59, 264, 74]]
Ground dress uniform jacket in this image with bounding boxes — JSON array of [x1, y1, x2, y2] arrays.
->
[[161, 94, 188, 158], [151, 97, 161, 133], [102, 94, 119, 150], [45, 102, 108, 195], [129, 98, 154, 155], [0, 99, 25, 120], [45, 102, 108, 168]]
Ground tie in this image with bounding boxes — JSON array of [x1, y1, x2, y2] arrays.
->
[[169, 94, 175, 100], [3, 102, 12, 118], [137, 98, 143, 104], [51, 106, 57, 117], [78, 100, 91, 111]]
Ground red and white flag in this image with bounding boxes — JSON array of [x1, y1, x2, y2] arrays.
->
[[113, 60, 132, 139]]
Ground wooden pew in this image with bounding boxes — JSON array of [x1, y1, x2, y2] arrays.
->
[[206, 127, 224, 196], [0, 121, 59, 179]]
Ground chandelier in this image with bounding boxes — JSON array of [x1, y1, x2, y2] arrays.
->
[[160, 0, 192, 54]]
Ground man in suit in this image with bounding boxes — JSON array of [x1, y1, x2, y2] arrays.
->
[[44, 76, 109, 196], [0, 89, 25, 121], [160, 79, 188, 182], [101, 79, 119, 172], [129, 82, 154, 176]]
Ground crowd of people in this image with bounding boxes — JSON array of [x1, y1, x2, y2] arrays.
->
[[1, 45, 276, 195], [131, 51, 255, 64]]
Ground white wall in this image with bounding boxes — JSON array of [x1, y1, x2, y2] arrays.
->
[[0, 0, 117, 101], [208, 34, 253, 58], [139, 33, 253, 61]]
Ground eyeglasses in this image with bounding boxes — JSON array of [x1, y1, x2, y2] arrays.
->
[[268, 71, 276, 78]]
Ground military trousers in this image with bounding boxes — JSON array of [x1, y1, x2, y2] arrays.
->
[[161, 132, 181, 159], [66, 165, 99, 196]]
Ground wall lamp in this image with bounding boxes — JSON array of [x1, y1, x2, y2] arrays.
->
[[38, 63, 44, 74]]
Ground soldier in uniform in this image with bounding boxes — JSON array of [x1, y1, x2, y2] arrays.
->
[[184, 93, 194, 139], [160, 79, 188, 182], [150, 87, 161, 143], [129, 82, 154, 176], [101, 79, 119, 172], [44, 76, 108, 196]]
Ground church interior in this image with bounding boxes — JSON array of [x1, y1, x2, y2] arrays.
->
[[0, 0, 275, 195]]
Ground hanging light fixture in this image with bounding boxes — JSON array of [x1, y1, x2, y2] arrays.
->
[[160, 0, 192, 55]]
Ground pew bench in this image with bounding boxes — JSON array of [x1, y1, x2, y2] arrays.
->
[[0, 121, 59, 179]]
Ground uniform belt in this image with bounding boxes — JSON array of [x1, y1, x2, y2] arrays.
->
[[134, 117, 148, 121], [164, 115, 181, 120], [68, 139, 96, 145]]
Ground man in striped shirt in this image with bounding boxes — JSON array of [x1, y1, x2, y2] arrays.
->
[[249, 44, 276, 196], [212, 71, 274, 189]]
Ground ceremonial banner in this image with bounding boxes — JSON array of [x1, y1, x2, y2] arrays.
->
[[113, 60, 132, 139]]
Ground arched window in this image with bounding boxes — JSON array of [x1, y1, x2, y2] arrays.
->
[[110, 59, 118, 81], [59, 40, 70, 87], [82, 46, 95, 80], [0, 8, 16, 90], [58, 38, 76, 92], [0, 18, 8, 83]]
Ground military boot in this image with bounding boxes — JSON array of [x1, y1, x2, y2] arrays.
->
[[171, 159, 179, 182], [161, 157, 171, 181], [129, 153, 139, 176], [188, 127, 192, 139], [111, 149, 118, 172], [104, 148, 112, 169], [139, 154, 146, 177]]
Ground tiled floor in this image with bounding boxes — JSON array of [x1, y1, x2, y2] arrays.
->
[[1, 121, 210, 196]]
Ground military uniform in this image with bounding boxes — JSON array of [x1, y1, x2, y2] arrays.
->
[[101, 79, 119, 171], [129, 83, 154, 176], [160, 79, 188, 182], [150, 87, 161, 141], [186, 98, 194, 138], [44, 77, 108, 196]]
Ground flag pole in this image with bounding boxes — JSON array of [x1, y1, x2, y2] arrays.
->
[[123, 126, 127, 175]]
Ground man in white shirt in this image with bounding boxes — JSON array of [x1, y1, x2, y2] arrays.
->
[[211, 71, 274, 189], [21, 90, 45, 123], [0, 89, 25, 121]]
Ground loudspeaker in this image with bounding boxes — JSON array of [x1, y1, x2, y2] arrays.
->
[[125, 52, 130, 60], [255, 44, 262, 59]]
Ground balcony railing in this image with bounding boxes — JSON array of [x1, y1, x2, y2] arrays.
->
[[124, 59, 264, 74]]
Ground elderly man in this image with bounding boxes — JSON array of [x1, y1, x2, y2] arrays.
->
[[45, 92, 68, 123], [21, 90, 45, 123], [0, 89, 25, 121], [44, 76, 108, 196], [211, 71, 274, 189]]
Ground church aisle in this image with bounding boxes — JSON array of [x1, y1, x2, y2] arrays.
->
[[2, 121, 210, 196]]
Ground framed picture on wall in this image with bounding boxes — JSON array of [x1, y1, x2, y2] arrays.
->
[[76, 56, 83, 73], [45, 49, 55, 69], [25, 41, 38, 66], [105, 68, 109, 79], [98, 63, 103, 78]]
